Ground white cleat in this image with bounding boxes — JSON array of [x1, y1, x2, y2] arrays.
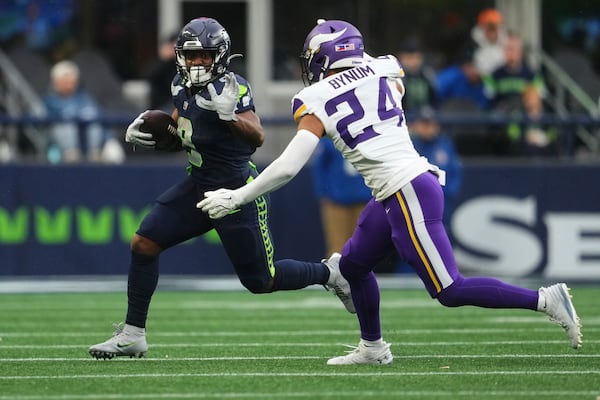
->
[[322, 252, 355, 313], [327, 339, 393, 365], [89, 323, 148, 359], [540, 283, 582, 349]]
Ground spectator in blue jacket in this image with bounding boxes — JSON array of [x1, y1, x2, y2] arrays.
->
[[43, 60, 124, 163], [436, 45, 489, 111], [409, 106, 463, 226], [311, 138, 372, 257]]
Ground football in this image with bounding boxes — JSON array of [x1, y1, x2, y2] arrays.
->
[[140, 109, 181, 152]]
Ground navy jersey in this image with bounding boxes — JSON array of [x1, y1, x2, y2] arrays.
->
[[171, 72, 257, 188], [483, 63, 543, 108]]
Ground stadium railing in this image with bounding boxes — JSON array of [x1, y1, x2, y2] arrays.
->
[[1, 112, 599, 162]]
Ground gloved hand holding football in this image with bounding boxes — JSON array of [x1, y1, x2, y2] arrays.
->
[[126, 110, 181, 152]]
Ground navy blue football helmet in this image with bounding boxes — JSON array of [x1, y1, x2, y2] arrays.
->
[[175, 17, 232, 87]]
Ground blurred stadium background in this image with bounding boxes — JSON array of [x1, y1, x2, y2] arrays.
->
[[1, 0, 600, 287]]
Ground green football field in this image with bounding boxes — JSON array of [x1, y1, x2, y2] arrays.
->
[[1, 286, 598, 399]]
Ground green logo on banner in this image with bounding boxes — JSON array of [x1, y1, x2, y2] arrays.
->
[[0, 206, 221, 246], [0, 207, 28, 243]]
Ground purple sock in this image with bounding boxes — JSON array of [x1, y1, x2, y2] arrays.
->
[[437, 275, 539, 310], [348, 271, 382, 341]]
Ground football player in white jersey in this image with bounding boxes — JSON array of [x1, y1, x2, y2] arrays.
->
[[198, 19, 582, 365]]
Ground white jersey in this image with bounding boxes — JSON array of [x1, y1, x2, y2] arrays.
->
[[291, 55, 443, 201]]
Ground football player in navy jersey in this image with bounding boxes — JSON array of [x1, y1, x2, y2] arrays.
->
[[199, 19, 582, 365], [89, 17, 352, 360]]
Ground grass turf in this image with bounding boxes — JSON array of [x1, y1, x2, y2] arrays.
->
[[0, 286, 598, 399]]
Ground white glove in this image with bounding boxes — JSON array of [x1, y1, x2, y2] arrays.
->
[[197, 188, 241, 219], [207, 72, 239, 122], [125, 111, 155, 148]]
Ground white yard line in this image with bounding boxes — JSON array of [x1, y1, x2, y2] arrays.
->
[[2, 370, 600, 380], [3, 326, 596, 337], [1, 353, 599, 362], [3, 339, 599, 349], [1, 390, 599, 400]]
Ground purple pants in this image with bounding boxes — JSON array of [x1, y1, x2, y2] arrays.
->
[[340, 172, 539, 341]]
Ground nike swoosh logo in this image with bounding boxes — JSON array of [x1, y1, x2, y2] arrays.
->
[[116, 341, 138, 349]]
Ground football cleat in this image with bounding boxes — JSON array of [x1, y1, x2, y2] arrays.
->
[[540, 283, 582, 349], [322, 252, 355, 313], [89, 323, 148, 360], [327, 339, 393, 365]]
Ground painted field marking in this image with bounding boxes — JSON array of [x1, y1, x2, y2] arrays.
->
[[2, 339, 599, 350], [2, 326, 597, 338], [1, 390, 600, 400], [2, 370, 600, 380], [1, 353, 599, 362]]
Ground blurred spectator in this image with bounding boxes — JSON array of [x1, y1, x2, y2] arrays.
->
[[510, 85, 558, 157], [409, 106, 463, 226], [484, 32, 554, 156], [471, 8, 507, 76], [311, 138, 372, 257], [144, 32, 178, 111], [484, 32, 545, 111], [43, 60, 125, 163], [436, 44, 488, 110], [0, 0, 74, 52], [397, 36, 437, 111]]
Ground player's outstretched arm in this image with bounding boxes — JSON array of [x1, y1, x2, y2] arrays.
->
[[197, 129, 320, 219]]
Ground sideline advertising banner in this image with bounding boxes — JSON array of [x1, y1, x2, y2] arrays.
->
[[1, 163, 599, 280], [451, 163, 600, 280], [0, 164, 324, 276]]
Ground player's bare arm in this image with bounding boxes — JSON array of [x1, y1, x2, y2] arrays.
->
[[225, 110, 265, 147]]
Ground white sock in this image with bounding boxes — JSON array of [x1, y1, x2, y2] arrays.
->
[[124, 324, 146, 336], [361, 338, 383, 347], [537, 289, 547, 312]]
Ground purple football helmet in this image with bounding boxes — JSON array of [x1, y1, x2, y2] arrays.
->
[[300, 19, 365, 85]]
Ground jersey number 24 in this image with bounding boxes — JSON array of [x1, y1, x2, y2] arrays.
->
[[324, 77, 404, 149]]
